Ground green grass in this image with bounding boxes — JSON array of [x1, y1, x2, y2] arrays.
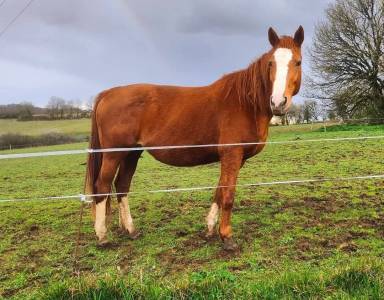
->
[[0, 122, 384, 299], [39, 259, 384, 299], [317, 123, 384, 133], [0, 119, 90, 136]]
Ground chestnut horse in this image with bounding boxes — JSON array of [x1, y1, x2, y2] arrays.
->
[[85, 26, 304, 250]]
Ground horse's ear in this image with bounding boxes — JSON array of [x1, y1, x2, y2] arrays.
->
[[293, 25, 304, 46], [268, 27, 279, 47]]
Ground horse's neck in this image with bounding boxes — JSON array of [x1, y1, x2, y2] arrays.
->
[[254, 113, 271, 142], [218, 57, 273, 133], [218, 54, 272, 115]]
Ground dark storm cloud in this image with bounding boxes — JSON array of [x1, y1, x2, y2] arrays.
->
[[0, 0, 332, 106]]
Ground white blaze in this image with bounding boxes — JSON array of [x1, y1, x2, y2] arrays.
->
[[206, 203, 219, 232], [95, 198, 107, 241], [272, 48, 293, 106], [119, 196, 135, 233]]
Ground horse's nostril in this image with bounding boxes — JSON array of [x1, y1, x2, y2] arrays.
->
[[282, 97, 288, 106]]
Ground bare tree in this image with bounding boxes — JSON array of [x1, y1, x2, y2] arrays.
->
[[47, 96, 66, 119], [308, 0, 384, 119], [85, 96, 95, 111], [303, 100, 320, 123], [17, 101, 34, 121], [286, 104, 304, 124], [73, 99, 83, 118]]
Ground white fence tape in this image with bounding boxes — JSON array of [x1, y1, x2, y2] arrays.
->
[[0, 194, 81, 203], [1, 174, 383, 204], [1, 135, 384, 160]]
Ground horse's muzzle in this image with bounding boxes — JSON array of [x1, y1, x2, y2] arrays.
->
[[270, 96, 288, 116]]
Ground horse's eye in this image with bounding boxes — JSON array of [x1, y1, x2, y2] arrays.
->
[[268, 61, 273, 67], [296, 61, 302, 66]]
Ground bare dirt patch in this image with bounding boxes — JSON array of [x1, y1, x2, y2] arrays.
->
[[156, 247, 209, 276]]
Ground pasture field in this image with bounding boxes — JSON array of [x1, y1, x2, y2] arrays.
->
[[0, 123, 384, 299], [0, 119, 90, 136]]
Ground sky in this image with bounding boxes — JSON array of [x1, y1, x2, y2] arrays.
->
[[0, 0, 332, 107]]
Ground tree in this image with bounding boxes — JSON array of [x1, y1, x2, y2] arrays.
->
[[17, 102, 34, 121], [327, 110, 337, 120], [308, 0, 384, 119], [286, 104, 304, 124], [85, 96, 95, 111], [73, 99, 83, 118], [47, 96, 66, 119], [0, 103, 36, 119], [303, 100, 320, 123]]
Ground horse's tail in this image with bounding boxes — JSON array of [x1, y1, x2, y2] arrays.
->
[[85, 91, 113, 220], [84, 93, 104, 200]]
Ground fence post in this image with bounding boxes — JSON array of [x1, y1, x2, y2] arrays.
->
[[9, 144, 12, 150], [323, 120, 327, 132]]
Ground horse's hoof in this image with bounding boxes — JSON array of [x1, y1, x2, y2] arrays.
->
[[129, 230, 142, 240], [223, 238, 238, 251], [117, 227, 125, 235], [97, 238, 111, 248], [205, 230, 217, 239]]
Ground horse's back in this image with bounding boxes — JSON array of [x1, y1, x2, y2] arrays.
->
[[95, 84, 222, 163]]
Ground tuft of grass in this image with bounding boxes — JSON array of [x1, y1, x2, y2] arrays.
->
[[38, 259, 384, 299]]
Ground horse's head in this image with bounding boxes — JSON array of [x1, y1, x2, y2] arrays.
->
[[267, 26, 304, 116]]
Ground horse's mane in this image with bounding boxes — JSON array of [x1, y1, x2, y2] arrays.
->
[[217, 52, 271, 112], [219, 37, 295, 112]]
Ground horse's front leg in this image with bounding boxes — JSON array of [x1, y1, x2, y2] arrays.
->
[[218, 149, 243, 251], [206, 159, 246, 238]]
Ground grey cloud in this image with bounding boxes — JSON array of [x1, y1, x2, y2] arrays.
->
[[0, 0, 333, 106], [178, 1, 274, 35]]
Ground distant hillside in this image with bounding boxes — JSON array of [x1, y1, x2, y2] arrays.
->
[[0, 103, 46, 118], [0, 102, 90, 120]]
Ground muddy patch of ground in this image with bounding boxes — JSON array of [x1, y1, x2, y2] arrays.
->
[[116, 250, 136, 274], [156, 247, 209, 276], [282, 195, 347, 213]]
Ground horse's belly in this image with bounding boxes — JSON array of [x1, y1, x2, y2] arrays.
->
[[147, 149, 220, 167]]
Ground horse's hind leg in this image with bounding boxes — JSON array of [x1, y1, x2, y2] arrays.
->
[[206, 188, 220, 238], [94, 153, 122, 246], [115, 150, 142, 239]]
